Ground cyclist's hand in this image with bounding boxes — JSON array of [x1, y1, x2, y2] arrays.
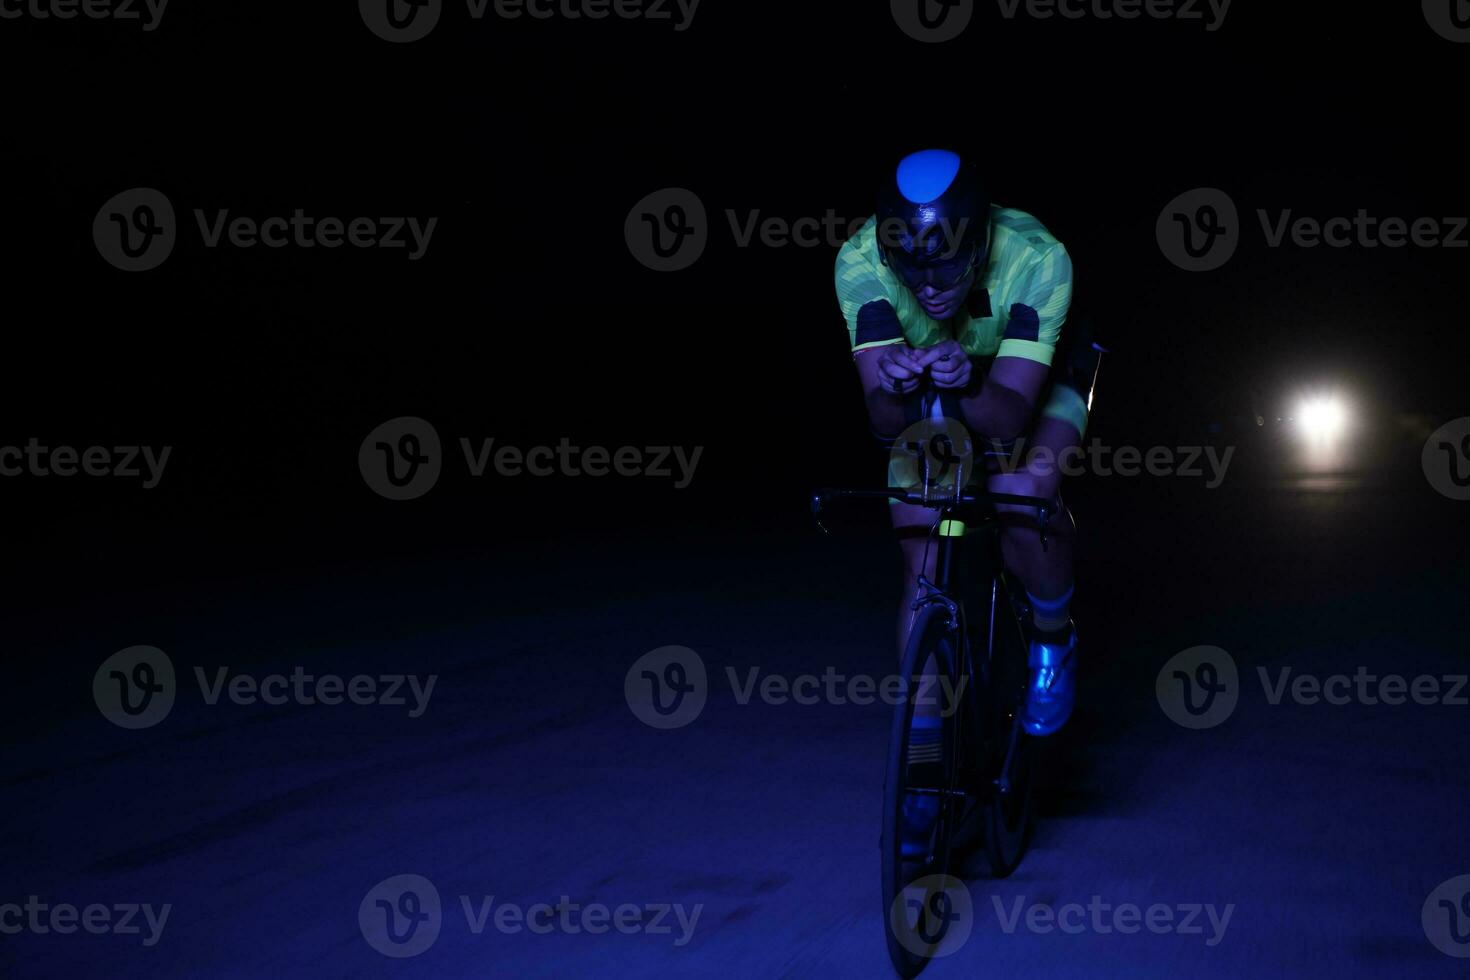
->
[[875, 344, 928, 396], [914, 340, 972, 390]]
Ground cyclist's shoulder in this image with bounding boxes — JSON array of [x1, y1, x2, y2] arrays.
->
[[835, 216, 894, 293], [989, 206, 1071, 290], [990, 205, 1067, 259], [837, 215, 881, 263]]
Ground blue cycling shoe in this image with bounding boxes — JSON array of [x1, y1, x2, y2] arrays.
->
[[1021, 624, 1077, 736]]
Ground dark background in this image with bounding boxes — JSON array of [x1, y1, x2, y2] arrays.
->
[[3, 4, 1465, 563], [3, 3, 1469, 976]]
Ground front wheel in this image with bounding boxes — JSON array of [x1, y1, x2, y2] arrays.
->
[[880, 603, 970, 977]]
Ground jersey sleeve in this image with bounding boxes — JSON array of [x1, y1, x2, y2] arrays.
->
[[995, 242, 1073, 367], [835, 232, 905, 355]]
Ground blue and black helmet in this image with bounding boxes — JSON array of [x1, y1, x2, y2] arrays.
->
[[875, 149, 990, 290]]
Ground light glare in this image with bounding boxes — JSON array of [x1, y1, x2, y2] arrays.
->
[[1298, 396, 1347, 438]]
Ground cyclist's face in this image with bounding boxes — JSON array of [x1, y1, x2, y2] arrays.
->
[[903, 251, 979, 321]]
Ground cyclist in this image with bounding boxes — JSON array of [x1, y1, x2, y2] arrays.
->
[[835, 149, 1093, 764]]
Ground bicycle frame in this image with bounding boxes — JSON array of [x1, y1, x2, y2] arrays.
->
[[810, 480, 1049, 772]]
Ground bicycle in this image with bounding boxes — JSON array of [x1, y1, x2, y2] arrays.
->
[[812, 397, 1059, 977]]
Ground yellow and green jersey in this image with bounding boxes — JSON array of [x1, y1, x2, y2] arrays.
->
[[835, 205, 1073, 367]]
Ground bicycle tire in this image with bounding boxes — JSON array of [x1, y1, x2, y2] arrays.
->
[[983, 573, 1037, 877], [881, 602, 968, 977]]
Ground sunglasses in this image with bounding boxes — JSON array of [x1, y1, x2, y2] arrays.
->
[[880, 241, 983, 292]]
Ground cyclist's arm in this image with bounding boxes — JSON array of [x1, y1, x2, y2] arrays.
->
[[957, 355, 1047, 441], [959, 242, 1072, 440], [855, 343, 913, 438], [837, 231, 917, 439]]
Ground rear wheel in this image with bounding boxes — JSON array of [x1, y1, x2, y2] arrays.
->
[[881, 603, 969, 977], [983, 575, 1037, 877]]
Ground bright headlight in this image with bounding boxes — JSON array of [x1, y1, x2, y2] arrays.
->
[[1297, 396, 1347, 439]]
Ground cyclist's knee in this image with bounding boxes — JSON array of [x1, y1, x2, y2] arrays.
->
[[989, 465, 1060, 517]]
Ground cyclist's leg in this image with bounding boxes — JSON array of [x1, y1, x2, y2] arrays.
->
[[986, 413, 1080, 604], [988, 386, 1087, 735]]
